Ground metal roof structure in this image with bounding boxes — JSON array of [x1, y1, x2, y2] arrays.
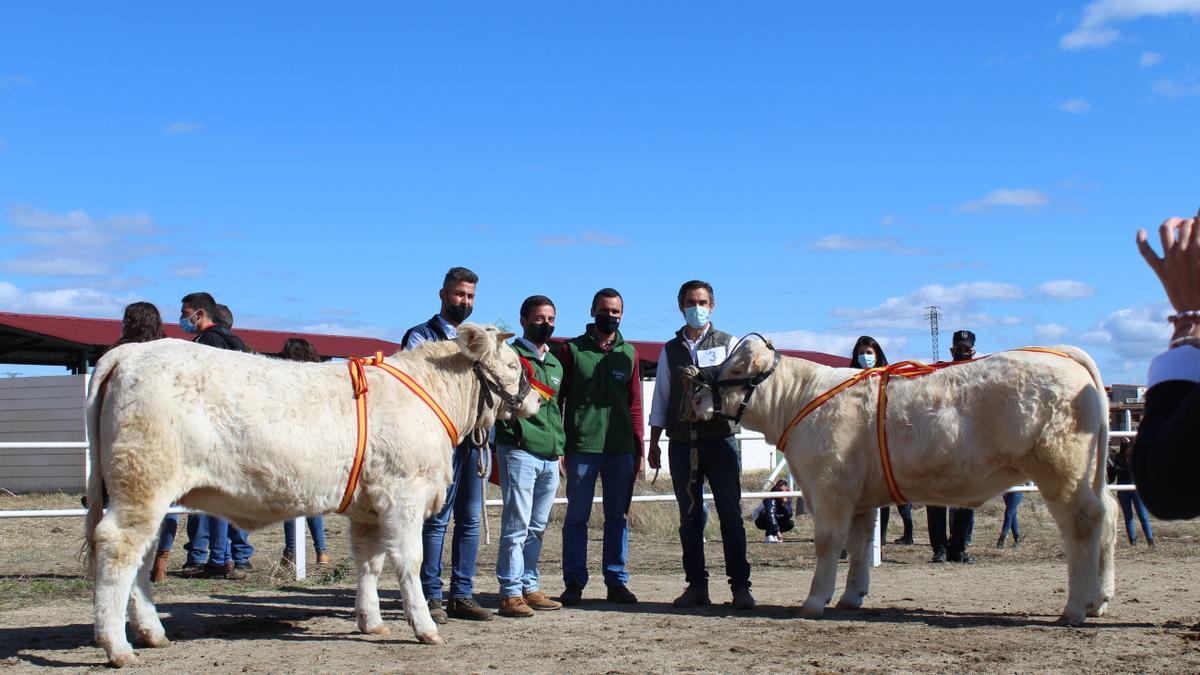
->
[[0, 311, 403, 373], [0, 311, 846, 375]]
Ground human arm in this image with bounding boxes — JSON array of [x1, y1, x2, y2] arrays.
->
[[647, 346, 671, 470], [628, 354, 645, 475]]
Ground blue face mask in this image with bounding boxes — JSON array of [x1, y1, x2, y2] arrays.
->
[[857, 353, 876, 369], [684, 305, 710, 330], [180, 311, 199, 334]]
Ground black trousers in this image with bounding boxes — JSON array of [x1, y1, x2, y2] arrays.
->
[[927, 505, 974, 554]]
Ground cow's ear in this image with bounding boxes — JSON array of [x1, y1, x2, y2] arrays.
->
[[496, 331, 515, 343], [457, 323, 491, 362]]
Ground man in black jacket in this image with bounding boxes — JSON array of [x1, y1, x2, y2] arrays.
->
[[178, 292, 253, 579], [928, 330, 978, 563], [1132, 211, 1200, 518]]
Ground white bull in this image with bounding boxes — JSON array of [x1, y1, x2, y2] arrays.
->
[[83, 324, 539, 667], [684, 338, 1116, 623]]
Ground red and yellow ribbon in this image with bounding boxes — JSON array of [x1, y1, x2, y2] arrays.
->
[[775, 347, 1073, 506], [337, 352, 459, 514], [519, 356, 556, 401]]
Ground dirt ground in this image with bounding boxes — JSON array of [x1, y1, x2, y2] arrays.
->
[[3, 492, 1200, 673]]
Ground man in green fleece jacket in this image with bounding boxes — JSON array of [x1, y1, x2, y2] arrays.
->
[[557, 287, 644, 606], [494, 295, 567, 618]]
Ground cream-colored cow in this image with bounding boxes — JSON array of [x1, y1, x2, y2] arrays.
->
[[683, 337, 1115, 623], [83, 324, 539, 667]]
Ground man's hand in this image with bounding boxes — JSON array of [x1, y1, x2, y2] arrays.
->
[[559, 456, 567, 477], [1137, 209, 1200, 320], [648, 442, 662, 470], [633, 453, 644, 479]]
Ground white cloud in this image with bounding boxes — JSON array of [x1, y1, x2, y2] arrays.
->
[[164, 121, 205, 135], [1078, 305, 1172, 360], [2, 206, 166, 280], [831, 282, 1025, 331], [809, 235, 900, 251], [0, 281, 138, 318], [1140, 51, 1164, 67], [1033, 323, 1071, 342], [762, 328, 908, 358], [0, 75, 33, 90], [959, 188, 1050, 213], [1152, 75, 1200, 99], [1060, 0, 1200, 49], [1034, 279, 1096, 300], [538, 230, 629, 247], [1058, 98, 1092, 114], [169, 263, 208, 279]]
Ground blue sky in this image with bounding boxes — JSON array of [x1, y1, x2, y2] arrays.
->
[[2, 2, 1198, 383]]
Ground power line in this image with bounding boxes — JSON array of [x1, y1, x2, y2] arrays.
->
[[924, 305, 941, 362]]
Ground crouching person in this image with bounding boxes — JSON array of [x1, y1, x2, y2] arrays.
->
[[495, 295, 566, 618]]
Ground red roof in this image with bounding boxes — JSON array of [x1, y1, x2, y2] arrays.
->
[[0, 311, 401, 362]]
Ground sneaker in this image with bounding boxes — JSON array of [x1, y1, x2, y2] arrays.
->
[[447, 595, 493, 621], [672, 584, 711, 608], [764, 534, 782, 543], [731, 587, 756, 611], [559, 582, 584, 606], [996, 536, 1006, 549], [234, 561, 253, 571], [523, 591, 562, 611], [498, 596, 535, 618], [930, 548, 947, 563], [1147, 539, 1156, 547], [1012, 534, 1020, 549], [427, 598, 448, 625], [606, 584, 638, 604]]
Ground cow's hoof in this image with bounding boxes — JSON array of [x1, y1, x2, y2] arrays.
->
[[135, 631, 170, 648], [1088, 601, 1108, 618], [109, 652, 140, 668], [799, 600, 826, 617], [416, 630, 445, 645], [835, 596, 864, 610], [1057, 612, 1086, 626], [362, 624, 391, 636]]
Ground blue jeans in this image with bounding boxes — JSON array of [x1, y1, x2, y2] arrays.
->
[[185, 513, 230, 566], [284, 515, 327, 553], [999, 491, 1023, 543], [227, 524, 253, 565], [1118, 490, 1154, 544], [668, 436, 750, 589], [422, 444, 482, 600], [496, 445, 560, 598], [562, 452, 634, 589], [156, 514, 179, 554]]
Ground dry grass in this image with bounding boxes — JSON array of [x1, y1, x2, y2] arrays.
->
[[3, 475, 1198, 612]]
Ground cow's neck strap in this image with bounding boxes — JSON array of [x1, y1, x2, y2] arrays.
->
[[775, 347, 1072, 506], [338, 352, 459, 513]]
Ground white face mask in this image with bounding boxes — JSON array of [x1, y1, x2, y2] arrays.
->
[[857, 353, 876, 369]]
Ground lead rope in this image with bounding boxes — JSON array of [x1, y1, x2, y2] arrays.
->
[[478, 442, 492, 545], [687, 423, 701, 516]]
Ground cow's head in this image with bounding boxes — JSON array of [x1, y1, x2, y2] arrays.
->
[[681, 334, 780, 425], [456, 324, 542, 428]]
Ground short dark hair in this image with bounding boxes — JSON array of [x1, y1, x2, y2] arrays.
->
[[520, 295, 556, 319], [443, 266, 479, 288], [281, 337, 320, 362], [213, 303, 233, 328], [181, 292, 217, 316], [677, 280, 714, 306], [591, 287, 623, 311]]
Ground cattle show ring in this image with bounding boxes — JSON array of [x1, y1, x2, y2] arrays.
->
[[2, 312, 1199, 673]]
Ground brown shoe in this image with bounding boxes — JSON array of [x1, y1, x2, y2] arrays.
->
[[523, 591, 562, 611], [150, 551, 170, 583], [498, 596, 535, 618], [316, 551, 331, 565], [280, 550, 296, 568], [446, 596, 493, 621]]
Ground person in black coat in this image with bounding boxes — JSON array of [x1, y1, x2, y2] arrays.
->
[[1132, 210, 1200, 519]]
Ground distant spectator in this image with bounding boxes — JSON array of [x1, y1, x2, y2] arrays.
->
[[1110, 439, 1154, 546], [278, 338, 331, 568], [753, 479, 795, 542], [1131, 212, 1200, 518], [178, 292, 254, 580], [996, 482, 1030, 549], [928, 330, 978, 564]]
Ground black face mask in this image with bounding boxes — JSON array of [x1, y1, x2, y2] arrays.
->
[[444, 302, 472, 324], [594, 314, 620, 334], [524, 322, 554, 344]]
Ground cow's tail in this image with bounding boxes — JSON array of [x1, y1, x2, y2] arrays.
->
[[81, 354, 119, 577], [1055, 345, 1110, 497]]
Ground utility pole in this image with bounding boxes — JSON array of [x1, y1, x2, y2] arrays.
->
[[925, 305, 941, 362]]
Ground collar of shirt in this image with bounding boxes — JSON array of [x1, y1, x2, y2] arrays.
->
[[517, 337, 547, 361], [681, 324, 711, 351], [436, 314, 458, 339]]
